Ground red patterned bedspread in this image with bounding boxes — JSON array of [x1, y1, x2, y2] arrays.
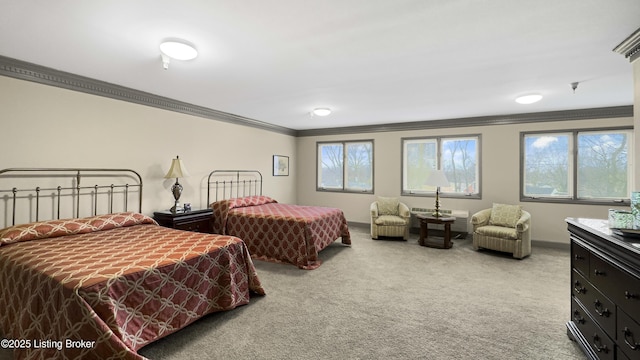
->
[[211, 196, 351, 269], [0, 212, 265, 360]]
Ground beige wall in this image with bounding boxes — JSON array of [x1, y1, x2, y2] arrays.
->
[[2, 74, 635, 245], [296, 116, 634, 245], [0, 76, 297, 217]]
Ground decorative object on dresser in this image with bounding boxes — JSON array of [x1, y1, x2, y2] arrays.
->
[[370, 197, 411, 240], [164, 155, 190, 213], [425, 169, 450, 217], [416, 214, 456, 249], [471, 203, 531, 259], [566, 218, 640, 360], [153, 208, 213, 233]]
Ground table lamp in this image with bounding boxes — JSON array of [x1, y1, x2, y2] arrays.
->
[[426, 169, 449, 217], [164, 155, 190, 213]]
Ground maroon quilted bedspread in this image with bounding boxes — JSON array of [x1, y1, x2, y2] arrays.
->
[[0, 212, 265, 360], [211, 196, 351, 269]]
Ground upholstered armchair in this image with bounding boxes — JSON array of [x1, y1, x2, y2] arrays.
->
[[371, 197, 411, 240], [471, 204, 531, 259]]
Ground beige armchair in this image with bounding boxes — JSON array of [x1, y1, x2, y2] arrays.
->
[[371, 197, 411, 240], [471, 204, 531, 259]]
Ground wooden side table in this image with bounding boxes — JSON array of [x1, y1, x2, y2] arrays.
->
[[153, 208, 213, 233], [417, 214, 456, 249]]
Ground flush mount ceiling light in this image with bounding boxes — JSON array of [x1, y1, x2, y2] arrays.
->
[[160, 40, 198, 70], [515, 94, 543, 104], [311, 108, 332, 117]]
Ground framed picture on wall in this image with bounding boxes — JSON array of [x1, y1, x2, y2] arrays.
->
[[273, 155, 289, 176]]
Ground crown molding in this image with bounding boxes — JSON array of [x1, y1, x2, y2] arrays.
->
[[0, 55, 297, 136], [0, 55, 633, 139], [296, 106, 634, 137], [614, 27, 640, 62]]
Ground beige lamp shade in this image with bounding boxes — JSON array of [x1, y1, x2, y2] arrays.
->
[[164, 156, 190, 179], [426, 170, 449, 188]]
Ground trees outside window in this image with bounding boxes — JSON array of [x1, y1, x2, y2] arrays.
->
[[317, 141, 373, 193], [402, 136, 480, 197], [522, 128, 632, 203]]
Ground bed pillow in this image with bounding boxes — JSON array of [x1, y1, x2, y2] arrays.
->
[[228, 195, 277, 209], [377, 197, 400, 216], [488, 203, 522, 228], [0, 212, 156, 246]]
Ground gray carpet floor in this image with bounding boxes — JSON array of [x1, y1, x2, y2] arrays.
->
[[0, 225, 586, 360], [139, 225, 586, 360]]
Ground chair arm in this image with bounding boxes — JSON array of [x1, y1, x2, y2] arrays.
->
[[471, 208, 492, 227], [370, 202, 379, 218], [516, 210, 531, 232], [398, 202, 410, 219]]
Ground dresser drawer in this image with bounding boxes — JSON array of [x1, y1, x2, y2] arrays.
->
[[572, 270, 616, 336], [571, 298, 615, 360], [590, 253, 640, 320], [618, 308, 640, 359], [617, 348, 631, 360], [572, 269, 590, 302], [571, 239, 590, 276], [571, 299, 615, 360]]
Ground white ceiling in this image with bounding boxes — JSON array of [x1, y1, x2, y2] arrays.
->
[[1, 1, 639, 131]]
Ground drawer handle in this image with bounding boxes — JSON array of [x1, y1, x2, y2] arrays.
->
[[624, 291, 638, 300], [594, 269, 605, 276], [572, 310, 585, 324], [622, 327, 639, 350], [593, 300, 610, 317], [573, 281, 586, 294], [574, 254, 584, 260], [592, 334, 609, 353]]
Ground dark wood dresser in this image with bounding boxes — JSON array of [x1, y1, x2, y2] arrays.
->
[[153, 208, 213, 233], [566, 218, 640, 360]]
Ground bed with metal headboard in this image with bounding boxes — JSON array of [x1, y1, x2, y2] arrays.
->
[[0, 168, 264, 360], [207, 169, 263, 204], [207, 169, 351, 270], [0, 168, 143, 228]]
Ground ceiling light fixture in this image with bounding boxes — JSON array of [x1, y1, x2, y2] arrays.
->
[[312, 108, 332, 117], [159, 40, 198, 70], [515, 94, 543, 104]]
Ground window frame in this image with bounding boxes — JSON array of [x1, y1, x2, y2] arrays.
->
[[316, 139, 375, 194], [520, 127, 633, 205], [401, 134, 482, 199]]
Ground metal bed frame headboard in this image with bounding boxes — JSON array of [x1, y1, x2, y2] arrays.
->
[[0, 168, 143, 228], [207, 170, 263, 205]]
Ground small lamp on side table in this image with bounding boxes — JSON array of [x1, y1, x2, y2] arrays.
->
[[426, 169, 449, 217], [164, 155, 190, 213]]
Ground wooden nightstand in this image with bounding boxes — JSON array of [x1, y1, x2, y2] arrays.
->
[[153, 208, 213, 233]]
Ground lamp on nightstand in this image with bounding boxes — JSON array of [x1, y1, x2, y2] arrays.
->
[[164, 155, 190, 213], [426, 169, 449, 217]]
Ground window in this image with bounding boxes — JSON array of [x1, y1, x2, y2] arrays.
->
[[317, 140, 374, 193], [521, 128, 633, 203], [402, 135, 480, 197]]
